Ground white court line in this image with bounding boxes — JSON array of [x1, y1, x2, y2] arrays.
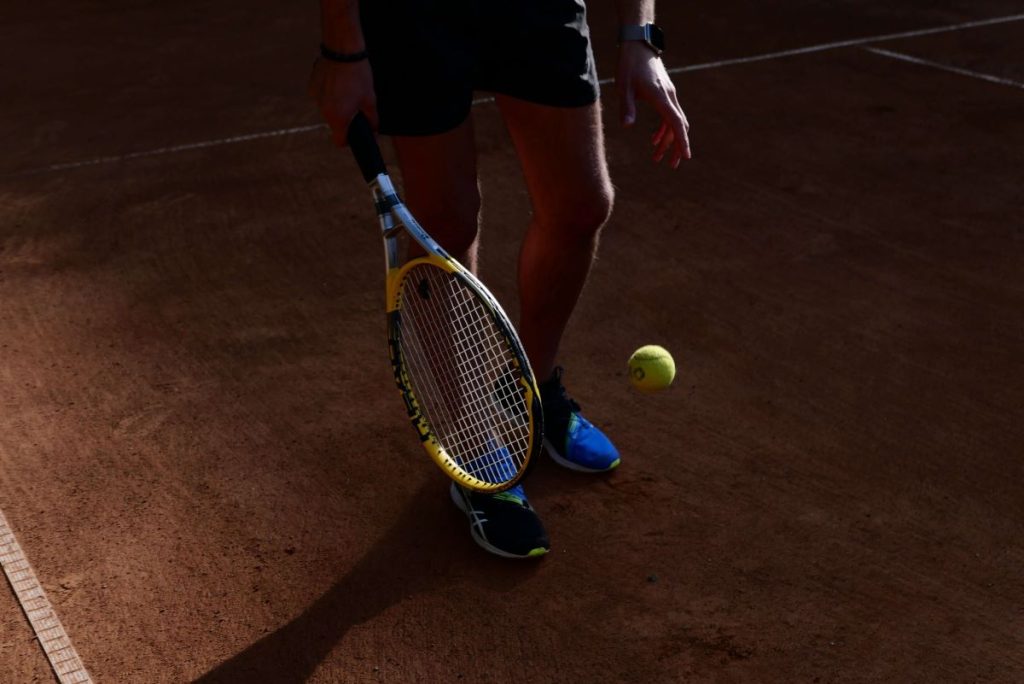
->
[[12, 123, 327, 176], [663, 12, 1024, 74], [4, 11, 1024, 179], [0, 509, 93, 683], [864, 46, 1024, 90]]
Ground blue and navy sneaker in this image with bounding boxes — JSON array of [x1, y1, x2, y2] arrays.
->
[[539, 367, 620, 472], [450, 483, 550, 559], [464, 438, 519, 485]]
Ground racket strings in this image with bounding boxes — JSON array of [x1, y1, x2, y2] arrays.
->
[[397, 265, 531, 484]]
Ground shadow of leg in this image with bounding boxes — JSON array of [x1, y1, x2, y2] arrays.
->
[[193, 479, 538, 682]]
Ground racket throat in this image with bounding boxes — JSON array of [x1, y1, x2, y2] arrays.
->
[[370, 174, 401, 221]]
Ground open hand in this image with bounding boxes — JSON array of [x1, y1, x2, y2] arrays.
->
[[617, 43, 691, 168]]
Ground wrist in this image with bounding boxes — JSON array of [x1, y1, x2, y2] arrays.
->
[[615, 2, 654, 25], [319, 0, 365, 53], [320, 35, 365, 54]]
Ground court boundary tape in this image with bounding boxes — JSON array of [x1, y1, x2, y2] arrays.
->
[[0, 509, 92, 683], [3, 11, 1023, 179], [863, 46, 1024, 89]]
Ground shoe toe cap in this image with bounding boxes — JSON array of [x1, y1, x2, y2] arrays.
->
[[567, 417, 620, 471]]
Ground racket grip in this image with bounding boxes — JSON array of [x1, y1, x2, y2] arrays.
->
[[347, 112, 387, 183]]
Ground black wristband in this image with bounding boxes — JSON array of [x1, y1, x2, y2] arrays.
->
[[320, 43, 369, 63]]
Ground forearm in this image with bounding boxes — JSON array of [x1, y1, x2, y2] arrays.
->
[[320, 0, 365, 52], [614, 0, 654, 25]]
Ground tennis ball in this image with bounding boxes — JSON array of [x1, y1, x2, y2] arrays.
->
[[628, 345, 676, 393]]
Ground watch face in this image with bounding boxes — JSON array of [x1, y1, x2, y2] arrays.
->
[[649, 24, 665, 52]]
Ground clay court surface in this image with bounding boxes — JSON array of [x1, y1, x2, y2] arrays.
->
[[2, 1, 1023, 682]]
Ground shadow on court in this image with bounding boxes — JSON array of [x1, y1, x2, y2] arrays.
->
[[192, 480, 539, 683]]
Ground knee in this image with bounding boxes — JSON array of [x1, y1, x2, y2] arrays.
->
[[407, 189, 481, 257], [535, 182, 614, 241]]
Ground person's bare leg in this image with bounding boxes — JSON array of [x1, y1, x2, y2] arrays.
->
[[391, 117, 481, 270], [391, 118, 482, 441], [393, 117, 550, 557], [496, 97, 614, 382]]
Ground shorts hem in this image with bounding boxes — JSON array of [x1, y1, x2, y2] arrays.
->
[[476, 83, 600, 110]]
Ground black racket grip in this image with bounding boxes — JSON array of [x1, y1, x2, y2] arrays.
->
[[347, 112, 386, 182]]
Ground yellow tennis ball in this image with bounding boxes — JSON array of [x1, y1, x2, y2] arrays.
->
[[628, 345, 676, 392]]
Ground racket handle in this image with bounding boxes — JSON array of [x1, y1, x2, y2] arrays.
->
[[347, 112, 387, 183]]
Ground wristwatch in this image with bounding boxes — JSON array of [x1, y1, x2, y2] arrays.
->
[[619, 24, 665, 56]]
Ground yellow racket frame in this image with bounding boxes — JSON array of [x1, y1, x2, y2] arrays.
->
[[379, 194, 542, 493]]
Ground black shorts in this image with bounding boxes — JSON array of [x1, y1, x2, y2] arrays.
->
[[360, 0, 600, 136]]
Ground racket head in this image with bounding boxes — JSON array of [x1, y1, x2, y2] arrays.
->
[[385, 252, 543, 492]]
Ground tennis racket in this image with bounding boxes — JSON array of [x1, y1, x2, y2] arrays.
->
[[347, 113, 543, 493]]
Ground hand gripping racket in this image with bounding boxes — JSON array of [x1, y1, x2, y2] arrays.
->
[[347, 113, 543, 493]]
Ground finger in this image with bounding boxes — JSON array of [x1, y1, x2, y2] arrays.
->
[[670, 114, 691, 167], [671, 138, 687, 167], [669, 92, 691, 140], [652, 92, 691, 166], [653, 126, 675, 163], [669, 94, 689, 132], [674, 103, 692, 162], [650, 97, 679, 163], [652, 121, 668, 147], [361, 97, 381, 130]]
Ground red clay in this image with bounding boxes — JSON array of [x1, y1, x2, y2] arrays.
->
[[2, 2, 1022, 682]]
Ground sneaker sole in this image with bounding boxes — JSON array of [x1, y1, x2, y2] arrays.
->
[[449, 484, 549, 560], [543, 438, 621, 473]]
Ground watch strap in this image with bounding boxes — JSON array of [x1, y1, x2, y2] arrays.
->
[[619, 25, 650, 42], [618, 24, 664, 55]]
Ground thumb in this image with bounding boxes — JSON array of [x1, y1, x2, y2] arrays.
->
[[620, 82, 637, 127]]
